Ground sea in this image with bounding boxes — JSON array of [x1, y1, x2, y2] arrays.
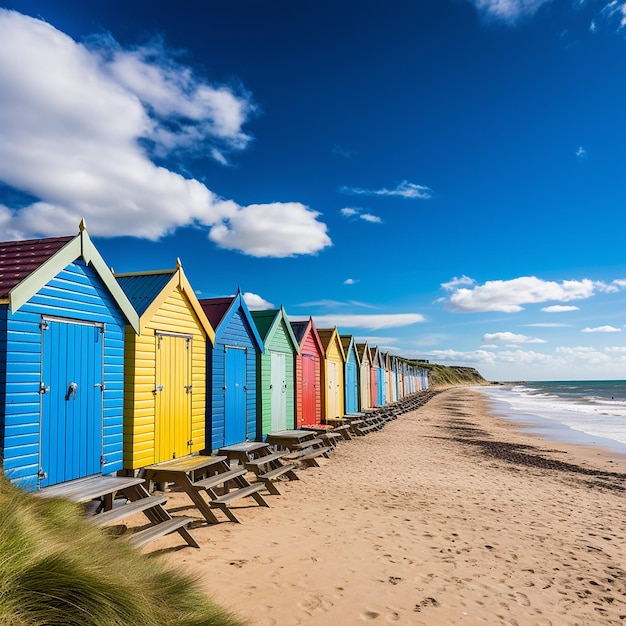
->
[[477, 380, 626, 456]]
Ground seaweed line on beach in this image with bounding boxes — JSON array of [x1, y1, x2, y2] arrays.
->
[[431, 418, 626, 491]]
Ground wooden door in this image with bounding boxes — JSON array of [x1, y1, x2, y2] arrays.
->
[[154, 333, 192, 462], [301, 353, 316, 426], [224, 346, 247, 445], [39, 318, 103, 487], [370, 368, 378, 407], [326, 360, 339, 419], [345, 360, 358, 414], [270, 351, 287, 431]]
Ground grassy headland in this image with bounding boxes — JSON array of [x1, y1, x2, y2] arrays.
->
[[410, 362, 490, 389]]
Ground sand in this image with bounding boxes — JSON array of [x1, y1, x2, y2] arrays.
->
[[151, 388, 626, 625]]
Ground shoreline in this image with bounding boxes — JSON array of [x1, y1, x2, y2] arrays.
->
[[151, 388, 626, 625]]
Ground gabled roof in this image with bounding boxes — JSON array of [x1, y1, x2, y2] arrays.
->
[[0, 236, 73, 296], [317, 327, 346, 362], [289, 317, 325, 357], [199, 290, 263, 353], [340, 334, 359, 365], [251, 307, 300, 354], [356, 342, 371, 365], [0, 221, 139, 333], [115, 260, 215, 342], [370, 345, 380, 366], [115, 270, 175, 316]]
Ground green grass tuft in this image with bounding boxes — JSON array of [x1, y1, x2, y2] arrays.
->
[[0, 474, 245, 626]]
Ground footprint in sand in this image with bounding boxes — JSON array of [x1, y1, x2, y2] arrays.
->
[[360, 609, 380, 621]]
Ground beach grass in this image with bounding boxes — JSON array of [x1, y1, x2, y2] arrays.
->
[[0, 473, 244, 626]]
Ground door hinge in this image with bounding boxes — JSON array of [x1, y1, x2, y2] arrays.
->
[[39, 382, 50, 394], [184, 385, 193, 394], [187, 439, 193, 446], [37, 468, 47, 480], [100, 456, 107, 466], [154, 385, 164, 393], [39, 320, 48, 331]]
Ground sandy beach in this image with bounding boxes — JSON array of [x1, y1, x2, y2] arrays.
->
[[151, 388, 626, 625]]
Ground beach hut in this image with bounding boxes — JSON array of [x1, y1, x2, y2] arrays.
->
[[369, 345, 380, 407], [199, 291, 263, 451], [0, 222, 139, 490], [373, 347, 386, 406], [356, 342, 372, 411], [340, 335, 359, 415], [290, 317, 325, 427], [251, 307, 299, 437], [383, 352, 394, 404], [115, 261, 215, 469], [318, 327, 346, 421]]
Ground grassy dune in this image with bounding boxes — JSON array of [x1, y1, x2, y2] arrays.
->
[[0, 474, 244, 626]]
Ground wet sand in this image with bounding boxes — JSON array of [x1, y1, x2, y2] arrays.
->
[[153, 388, 626, 625]]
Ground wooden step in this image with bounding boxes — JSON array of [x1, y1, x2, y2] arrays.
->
[[193, 467, 248, 490], [244, 452, 286, 468], [209, 483, 268, 507], [87, 495, 168, 528], [258, 464, 298, 482], [256, 464, 299, 495], [292, 437, 324, 450], [128, 517, 195, 549]]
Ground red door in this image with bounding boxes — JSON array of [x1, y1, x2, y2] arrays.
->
[[301, 354, 317, 426], [370, 368, 378, 407]]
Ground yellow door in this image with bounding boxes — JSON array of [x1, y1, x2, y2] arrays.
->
[[154, 333, 192, 461]]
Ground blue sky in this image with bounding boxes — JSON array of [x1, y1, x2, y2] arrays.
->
[[1, 0, 626, 381]]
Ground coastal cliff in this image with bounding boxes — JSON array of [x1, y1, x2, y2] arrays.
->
[[411, 362, 489, 388]]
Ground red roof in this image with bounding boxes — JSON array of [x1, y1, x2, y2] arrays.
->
[[0, 236, 73, 297], [198, 296, 234, 329]]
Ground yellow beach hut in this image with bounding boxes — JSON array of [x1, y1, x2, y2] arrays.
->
[[115, 260, 215, 469], [317, 327, 346, 421]]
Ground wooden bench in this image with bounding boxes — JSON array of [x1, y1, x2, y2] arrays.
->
[[255, 463, 299, 495], [129, 517, 197, 549], [192, 467, 248, 490], [209, 483, 269, 523], [243, 451, 286, 468], [37, 475, 199, 549], [285, 445, 328, 467], [330, 424, 352, 440], [87, 495, 169, 527]]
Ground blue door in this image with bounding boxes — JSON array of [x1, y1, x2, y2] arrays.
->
[[224, 346, 246, 445], [377, 368, 385, 406], [39, 318, 104, 487], [345, 360, 358, 414]]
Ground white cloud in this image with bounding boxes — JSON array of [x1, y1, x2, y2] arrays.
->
[[441, 275, 477, 292], [483, 331, 546, 344], [444, 276, 599, 313], [612, 278, 626, 288], [241, 292, 274, 311], [581, 325, 622, 333], [541, 305, 580, 312], [209, 202, 330, 257], [575, 146, 587, 159], [340, 180, 432, 200], [469, 0, 552, 23], [0, 10, 330, 257], [605, 346, 626, 353], [340, 207, 382, 224], [602, 1, 626, 28], [360, 213, 383, 224], [344, 278, 357, 285], [310, 313, 425, 330]]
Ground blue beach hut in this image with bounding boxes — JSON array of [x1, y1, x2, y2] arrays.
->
[[0, 221, 139, 490], [340, 335, 360, 415], [199, 291, 263, 451]]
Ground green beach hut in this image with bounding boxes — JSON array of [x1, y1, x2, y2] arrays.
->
[[251, 307, 300, 437]]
